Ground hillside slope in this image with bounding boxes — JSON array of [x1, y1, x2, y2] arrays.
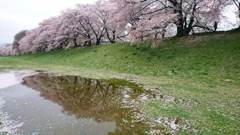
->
[[0, 31, 240, 134], [1, 31, 239, 85]]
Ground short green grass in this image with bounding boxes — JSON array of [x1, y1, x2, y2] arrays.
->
[[0, 30, 239, 134]]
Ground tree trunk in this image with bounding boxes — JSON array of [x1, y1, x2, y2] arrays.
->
[[175, 12, 189, 37], [239, 2, 240, 19], [105, 28, 116, 44], [86, 35, 92, 46], [170, 0, 188, 37], [73, 37, 78, 46], [176, 24, 184, 37], [169, 0, 196, 37], [238, 2, 240, 29], [112, 31, 116, 43], [88, 40, 91, 46], [96, 38, 101, 45]]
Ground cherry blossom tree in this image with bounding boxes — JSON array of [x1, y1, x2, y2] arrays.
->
[[172, 0, 230, 35], [107, 0, 147, 43], [19, 16, 70, 53], [92, 0, 130, 43], [55, 9, 83, 48], [83, 3, 106, 45], [0, 45, 13, 56], [2, 0, 233, 56], [32, 17, 62, 51], [43, 16, 64, 51], [113, 0, 231, 44], [60, 4, 101, 47], [19, 29, 39, 54], [232, 0, 240, 27], [19, 27, 48, 54], [233, 0, 240, 18], [12, 30, 27, 55]]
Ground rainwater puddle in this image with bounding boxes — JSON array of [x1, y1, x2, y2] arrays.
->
[[0, 70, 162, 134]]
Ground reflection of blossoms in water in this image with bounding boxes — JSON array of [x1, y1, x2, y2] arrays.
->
[[22, 72, 159, 134], [21, 72, 194, 134], [0, 98, 24, 134], [22, 73, 148, 122]]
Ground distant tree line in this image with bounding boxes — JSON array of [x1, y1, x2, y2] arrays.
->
[[0, 0, 238, 56]]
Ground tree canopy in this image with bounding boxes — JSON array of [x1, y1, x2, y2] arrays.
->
[[0, 0, 238, 56]]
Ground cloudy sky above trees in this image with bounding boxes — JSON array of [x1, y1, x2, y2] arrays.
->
[[0, 0, 96, 44]]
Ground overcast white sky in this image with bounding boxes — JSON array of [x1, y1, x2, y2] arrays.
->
[[0, 0, 238, 44], [0, 0, 97, 44]]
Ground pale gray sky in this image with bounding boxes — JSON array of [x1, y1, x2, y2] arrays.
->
[[0, 0, 97, 44], [0, 1, 238, 44]]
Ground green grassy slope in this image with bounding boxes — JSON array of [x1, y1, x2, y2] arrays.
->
[[1, 31, 239, 85], [0, 31, 239, 134]]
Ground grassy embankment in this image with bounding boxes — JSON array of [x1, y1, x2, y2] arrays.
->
[[0, 30, 239, 134]]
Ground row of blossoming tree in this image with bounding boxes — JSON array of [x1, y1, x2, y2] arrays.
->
[[0, 0, 239, 56]]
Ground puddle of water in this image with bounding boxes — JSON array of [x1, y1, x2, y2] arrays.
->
[[0, 70, 38, 89], [0, 73, 19, 89], [0, 71, 161, 134]]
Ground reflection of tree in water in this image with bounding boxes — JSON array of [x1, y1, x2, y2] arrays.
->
[[22, 72, 155, 134]]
